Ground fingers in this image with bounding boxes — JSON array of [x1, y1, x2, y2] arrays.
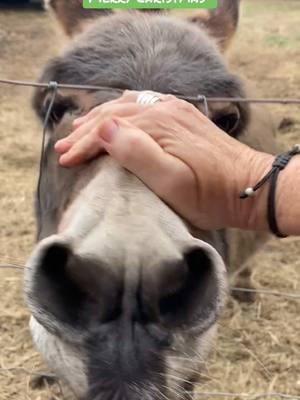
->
[[56, 91, 196, 167], [55, 117, 99, 154], [57, 116, 165, 168], [58, 127, 106, 167], [56, 93, 175, 164], [55, 102, 145, 155], [71, 91, 142, 128], [72, 90, 175, 128]]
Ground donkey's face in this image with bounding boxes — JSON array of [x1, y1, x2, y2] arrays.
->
[[26, 3, 247, 399]]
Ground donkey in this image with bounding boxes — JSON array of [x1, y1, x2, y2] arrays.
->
[[25, 1, 276, 399]]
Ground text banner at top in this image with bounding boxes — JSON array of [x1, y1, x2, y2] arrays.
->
[[83, 0, 218, 9]]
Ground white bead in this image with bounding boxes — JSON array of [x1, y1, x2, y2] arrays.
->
[[293, 144, 300, 152], [245, 187, 254, 197]]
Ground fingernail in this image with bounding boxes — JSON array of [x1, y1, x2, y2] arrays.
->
[[74, 115, 86, 123], [54, 139, 68, 153], [59, 154, 67, 165], [59, 153, 71, 166], [54, 140, 63, 152], [73, 118, 84, 127], [100, 119, 119, 143]]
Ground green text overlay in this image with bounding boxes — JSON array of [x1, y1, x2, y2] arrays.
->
[[83, 0, 218, 9]]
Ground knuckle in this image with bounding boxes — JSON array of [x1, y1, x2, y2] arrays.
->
[[154, 100, 173, 115], [96, 103, 119, 121], [88, 108, 104, 123], [117, 132, 143, 164], [154, 97, 193, 118], [121, 90, 138, 102], [159, 97, 194, 115], [162, 94, 177, 102], [90, 104, 102, 116], [97, 107, 109, 120], [116, 146, 131, 165], [120, 90, 130, 100], [127, 132, 143, 149], [175, 98, 195, 113]]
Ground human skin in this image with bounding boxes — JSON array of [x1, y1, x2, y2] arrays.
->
[[55, 91, 300, 236]]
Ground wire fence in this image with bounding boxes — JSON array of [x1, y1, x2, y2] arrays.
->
[[1, 77, 299, 400], [1, 78, 300, 105], [192, 392, 300, 399]]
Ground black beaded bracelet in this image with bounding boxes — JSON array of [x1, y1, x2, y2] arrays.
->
[[240, 144, 300, 238]]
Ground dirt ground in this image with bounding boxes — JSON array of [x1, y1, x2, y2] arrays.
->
[[0, 1, 299, 399]]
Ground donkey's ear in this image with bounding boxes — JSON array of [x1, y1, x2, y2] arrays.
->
[[188, 0, 241, 52], [44, 0, 112, 37]]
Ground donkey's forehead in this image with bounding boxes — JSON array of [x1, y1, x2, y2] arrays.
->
[[55, 13, 232, 96], [79, 12, 212, 47]]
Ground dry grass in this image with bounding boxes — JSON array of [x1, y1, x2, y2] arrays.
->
[[0, 1, 299, 399]]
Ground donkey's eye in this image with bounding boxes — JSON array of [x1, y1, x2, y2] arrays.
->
[[43, 97, 77, 126], [213, 110, 241, 137]]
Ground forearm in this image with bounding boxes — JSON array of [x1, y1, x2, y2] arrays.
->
[[270, 156, 300, 236]]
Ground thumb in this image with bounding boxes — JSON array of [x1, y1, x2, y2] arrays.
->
[[98, 118, 174, 192]]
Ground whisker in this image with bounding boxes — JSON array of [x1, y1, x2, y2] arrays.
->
[[145, 384, 160, 400], [156, 372, 185, 394], [168, 348, 207, 365], [165, 356, 207, 371], [166, 385, 186, 400], [0, 255, 27, 265], [0, 264, 25, 271], [172, 366, 214, 382], [152, 385, 171, 400], [158, 373, 195, 387], [167, 356, 196, 362], [164, 378, 195, 400]]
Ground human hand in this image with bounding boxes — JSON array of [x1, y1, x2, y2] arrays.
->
[[55, 92, 273, 231]]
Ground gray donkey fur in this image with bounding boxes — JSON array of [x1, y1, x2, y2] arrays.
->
[[25, 3, 276, 399]]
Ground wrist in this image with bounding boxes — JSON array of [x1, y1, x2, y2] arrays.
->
[[229, 147, 275, 231]]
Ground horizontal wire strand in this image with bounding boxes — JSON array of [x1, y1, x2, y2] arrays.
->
[[0, 78, 124, 93], [192, 392, 300, 399], [231, 287, 300, 299], [0, 366, 55, 380], [1, 78, 300, 105]]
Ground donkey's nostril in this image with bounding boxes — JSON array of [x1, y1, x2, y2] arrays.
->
[[26, 236, 122, 332], [158, 246, 226, 331], [26, 238, 87, 330], [42, 242, 70, 279]]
